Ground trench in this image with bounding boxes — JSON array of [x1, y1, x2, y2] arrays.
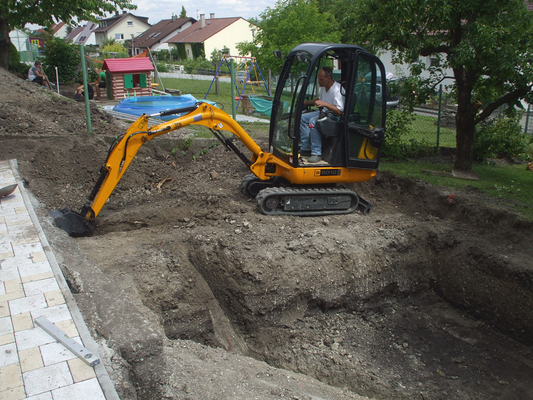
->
[[120, 221, 533, 400], [29, 135, 531, 399]]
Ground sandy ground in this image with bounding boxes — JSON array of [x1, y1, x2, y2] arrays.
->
[[1, 68, 533, 400]]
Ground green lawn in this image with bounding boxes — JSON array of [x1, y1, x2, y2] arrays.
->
[[409, 114, 456, 148], [159, 77, 271, 115]]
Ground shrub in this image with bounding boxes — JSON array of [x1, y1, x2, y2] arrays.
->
[[382, 109, 414, 159], [8, 43, 28, 77], [156, 62, 169, 73], [42, 37, 80, 82], [474, 116, 532, 161]]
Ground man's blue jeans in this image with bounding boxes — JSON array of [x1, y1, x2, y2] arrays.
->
[[300, 111, 322, 156]]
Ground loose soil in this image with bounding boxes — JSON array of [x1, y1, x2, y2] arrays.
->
[[1, 68, 532, 400]]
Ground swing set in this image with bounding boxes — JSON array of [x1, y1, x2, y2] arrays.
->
[[205, 54, 270, 112]]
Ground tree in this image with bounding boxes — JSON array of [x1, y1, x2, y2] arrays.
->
[[345, 0, 533, 171], [179, 6, 187, 18], [0, 0, 136, 70], [42, 37, 80, 82], [243, 0, 341, 73]]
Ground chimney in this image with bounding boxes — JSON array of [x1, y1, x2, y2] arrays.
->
[[200, 14, 205, 28], [172, 15, 177, 21], [210, 13, 215, 19]]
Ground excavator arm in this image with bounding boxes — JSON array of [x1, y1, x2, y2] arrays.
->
[[51, 102, 271, 236]]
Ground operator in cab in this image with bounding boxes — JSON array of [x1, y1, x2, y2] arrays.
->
[[300, 66, 344, 163]]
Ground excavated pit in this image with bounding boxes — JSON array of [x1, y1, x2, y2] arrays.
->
[[52, 166, 533, 400], [2, 70, 532, 399]]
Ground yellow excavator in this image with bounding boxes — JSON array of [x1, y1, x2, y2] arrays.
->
[[52, 43, 388, 236]]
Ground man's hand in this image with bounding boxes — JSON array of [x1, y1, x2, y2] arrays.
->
[[316, 100, 341, 116]]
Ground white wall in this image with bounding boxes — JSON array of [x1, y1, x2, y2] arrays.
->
[[378, 50, 455, 89], [204, 19, 254, 58]]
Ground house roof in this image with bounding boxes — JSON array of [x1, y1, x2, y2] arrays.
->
[[52, 22, 66, 34], [73, 23, 98, 45], [102, 57, 154, 73], [36, 22, 65, 35], [134, 17, 195, 48], [166, 17, 243, 44], [95, 12, 149, 33], [65, 26, 84, 42]]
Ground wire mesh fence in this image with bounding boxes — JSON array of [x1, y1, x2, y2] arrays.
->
[[394, 101, 533, 150]]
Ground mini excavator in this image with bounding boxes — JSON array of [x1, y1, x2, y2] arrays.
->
[[52, 43, 387, 236]]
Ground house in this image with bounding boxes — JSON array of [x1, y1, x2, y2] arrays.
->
[[133, 16, 196, 55], [102, 57, 154, 100], [165, 14, 255, 59], [65, 23, 98, 46], [94, 11, 151, 48], [35, 22, 68, 39]]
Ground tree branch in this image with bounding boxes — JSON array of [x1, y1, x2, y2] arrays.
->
[[476, 86, 532, 123], [420, 45, 450, 57]]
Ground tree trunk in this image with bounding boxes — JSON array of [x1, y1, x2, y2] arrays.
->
[[453, 67, 476, 171], [0, 18, 11, 70]]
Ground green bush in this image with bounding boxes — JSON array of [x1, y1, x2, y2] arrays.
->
[[8, 43, 29, 77], [42, 37, 80, 82], [382, 109, 414, 159], [156, 62, 169, 72], [474, 116, 532, 161]]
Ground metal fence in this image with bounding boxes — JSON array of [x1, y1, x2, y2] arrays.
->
[[403, 101, 533, 150]]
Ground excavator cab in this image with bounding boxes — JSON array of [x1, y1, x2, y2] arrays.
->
[[52, 43, 387, 236], [269, 43, 386, 171]]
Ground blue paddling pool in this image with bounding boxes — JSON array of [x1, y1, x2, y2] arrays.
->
[[113, 95, 215, 121]]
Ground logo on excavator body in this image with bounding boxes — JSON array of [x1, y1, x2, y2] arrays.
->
[[315, 169, 341, 176]]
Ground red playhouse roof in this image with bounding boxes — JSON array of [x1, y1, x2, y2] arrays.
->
[[102, 58, 154, 73]]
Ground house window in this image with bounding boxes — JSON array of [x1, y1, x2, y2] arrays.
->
[[430, 57, 439, 67], [115, 33, 124, 40], [127, 21, 133, 27]]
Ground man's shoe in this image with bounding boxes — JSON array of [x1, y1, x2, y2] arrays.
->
[[300, 150, 311, 157], [308, 155, 322, 163]]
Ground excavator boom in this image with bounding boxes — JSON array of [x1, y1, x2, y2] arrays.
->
[[51, 102, 270, 236]]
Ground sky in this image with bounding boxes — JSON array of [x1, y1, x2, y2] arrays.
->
[[128, 0, 278, 23], [24, 0, 278, 31]]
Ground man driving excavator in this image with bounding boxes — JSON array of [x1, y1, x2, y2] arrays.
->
[[300, 66, 344, 163]]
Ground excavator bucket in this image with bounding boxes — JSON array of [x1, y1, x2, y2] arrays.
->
[[50, 207, 93, 237]]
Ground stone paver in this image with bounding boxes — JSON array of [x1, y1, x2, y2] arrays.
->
[[0, 160, 112, 399]]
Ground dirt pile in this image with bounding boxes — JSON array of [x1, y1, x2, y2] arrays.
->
[[1, 68, 532, 400]]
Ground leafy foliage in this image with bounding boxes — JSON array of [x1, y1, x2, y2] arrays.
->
[[101, 42, 128, 59], [345, 0, 533, 170], [179, 6, 187, 18], [474, 117, 532, 161], [382, 109, 414, 159], [0, 0, 136, 69], [181, 57, 212, 74], [246, 0, 341, 73], [8, 43, 28, 76], [42, 37, 80, 82]]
